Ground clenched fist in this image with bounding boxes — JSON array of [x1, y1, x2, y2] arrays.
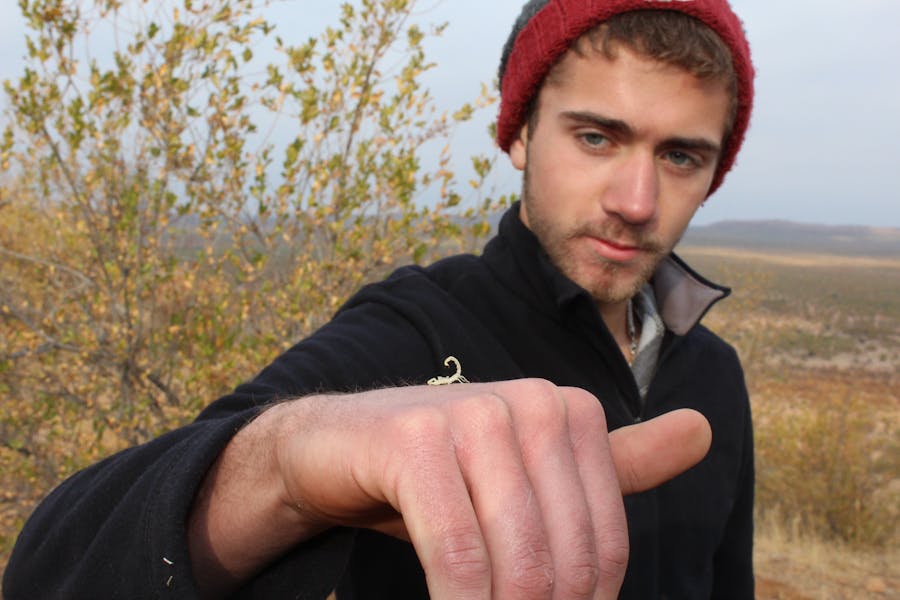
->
[[189, 380, 712, 599]]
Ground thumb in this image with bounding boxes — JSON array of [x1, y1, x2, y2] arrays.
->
[[609, 409, 712, 495]]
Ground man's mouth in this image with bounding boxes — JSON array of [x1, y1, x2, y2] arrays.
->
[[587, 236, 643, 263]]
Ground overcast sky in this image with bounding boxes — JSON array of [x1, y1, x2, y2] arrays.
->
[[2, 0, 898, 227]]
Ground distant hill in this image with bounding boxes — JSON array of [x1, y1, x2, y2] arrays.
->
[[680, 220, 900, 257]]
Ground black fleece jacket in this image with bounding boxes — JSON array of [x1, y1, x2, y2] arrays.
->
[[4, 204, 754, 599]]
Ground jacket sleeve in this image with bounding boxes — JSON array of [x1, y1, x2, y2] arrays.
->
[[711, 390, 755, 599], [3, 292, 438, 599]]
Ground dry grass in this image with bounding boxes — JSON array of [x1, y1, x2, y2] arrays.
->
[[751, 373, 899, 599], [755, 520, 899, 599], [753, 372, 898, 548]]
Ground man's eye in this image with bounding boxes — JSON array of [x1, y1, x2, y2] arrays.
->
[[579, 132, 609, 147], [665, 151, 699, 168]]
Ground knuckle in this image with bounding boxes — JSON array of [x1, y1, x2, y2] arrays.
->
[[622, 455, 643, 496], [569, 389, 607, 426], [498, 528, 556, 599], [435, 529, 491, 589], [514, 377, 559, 403], [503, 540, 554, 597], [457, 392, 513, 435], [568, 392, 609, 447], [521, 380, 566, 420], [390, 405, 450, 449], [503, 378, 569, 438], [548, 527, 601, 598], [381, 407, 453, 491], [556, 547, 601, 598], [596, 533, 630, 582]]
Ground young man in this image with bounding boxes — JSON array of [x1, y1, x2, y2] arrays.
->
[[4, 0, 755, 598]]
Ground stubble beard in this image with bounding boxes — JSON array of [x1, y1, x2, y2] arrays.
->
[[521, 175, 667, 306]]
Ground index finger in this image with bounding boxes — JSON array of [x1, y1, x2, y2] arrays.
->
[[382, 407, 492, 600]]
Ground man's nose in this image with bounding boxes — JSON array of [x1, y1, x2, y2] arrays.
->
[[602, 152, 659, 224]]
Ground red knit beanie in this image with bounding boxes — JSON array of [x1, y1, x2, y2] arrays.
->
[[496, 0, 754, 196]]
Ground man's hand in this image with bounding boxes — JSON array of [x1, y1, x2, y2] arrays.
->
[[189, 380, 711, 599]]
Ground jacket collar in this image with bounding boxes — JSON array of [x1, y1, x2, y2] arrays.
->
[[482, 203, 730, 335]]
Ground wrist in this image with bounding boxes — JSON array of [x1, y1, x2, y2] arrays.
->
[[187, 400, 325, 595]]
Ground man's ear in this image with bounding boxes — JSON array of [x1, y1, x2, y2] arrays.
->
[[509, 125, 528, 171]]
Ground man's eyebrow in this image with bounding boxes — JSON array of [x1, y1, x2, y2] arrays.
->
[[664, 136, 722, 157], [560, 110, 633, 137], [559, 110, 722, 156]]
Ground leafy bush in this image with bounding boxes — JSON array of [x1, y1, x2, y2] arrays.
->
[[0, 0, 507, 565]]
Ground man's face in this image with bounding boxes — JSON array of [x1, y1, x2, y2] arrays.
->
[[509, 44, 732, 307]]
